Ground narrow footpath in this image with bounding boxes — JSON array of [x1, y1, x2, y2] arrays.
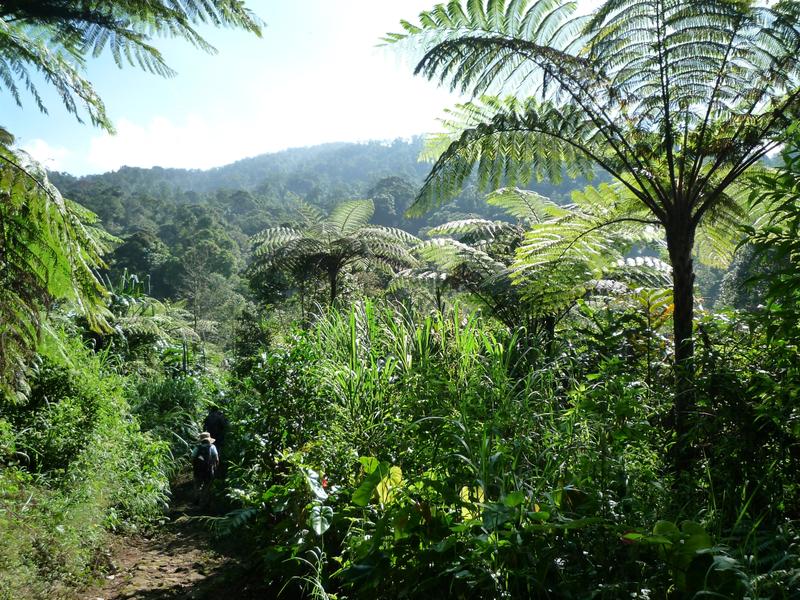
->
[[78, 479, 260, 600]]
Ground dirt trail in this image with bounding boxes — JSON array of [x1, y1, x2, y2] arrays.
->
[[78, 479, 255, 600]]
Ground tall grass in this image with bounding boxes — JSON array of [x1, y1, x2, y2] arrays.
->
[[221, 298, 800, 597]]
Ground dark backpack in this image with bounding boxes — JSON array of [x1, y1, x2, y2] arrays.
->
[[193, 444, 215, 481]]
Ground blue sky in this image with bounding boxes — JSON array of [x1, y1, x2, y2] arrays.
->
[[3, 1, 464, 175], [5, 0, 602, 176]]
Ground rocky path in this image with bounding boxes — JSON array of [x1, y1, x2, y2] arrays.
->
[[78, 479, 256, 600]]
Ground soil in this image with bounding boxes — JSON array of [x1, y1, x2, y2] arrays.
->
[[77, 477, 265, 600]]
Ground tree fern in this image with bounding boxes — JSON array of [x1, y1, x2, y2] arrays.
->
[[251, 199, 420, 306], [0, 145, 113, 401], [390, 0, 800, 463], [416, 183, 671, 330]]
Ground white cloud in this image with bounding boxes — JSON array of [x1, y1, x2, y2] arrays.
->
[[84, 69, 458, 174], [5, 0, 612, 175], [87, 115, 238, 172], [77, 0, 608, 175], [20, 139, 71, 171]]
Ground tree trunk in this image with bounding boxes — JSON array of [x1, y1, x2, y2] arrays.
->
[[666, 220, 696, 476], [543, 315, 556, 358], [329, 268, 338, 307]]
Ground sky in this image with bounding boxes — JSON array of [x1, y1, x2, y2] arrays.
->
[[3, 0, 601, 176]]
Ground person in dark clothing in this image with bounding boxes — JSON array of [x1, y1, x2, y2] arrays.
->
[[192, 432, 219, 505], [202, 406, 228, 474]]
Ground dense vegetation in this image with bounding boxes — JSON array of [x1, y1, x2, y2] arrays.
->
[[3, 0, 800, 598]]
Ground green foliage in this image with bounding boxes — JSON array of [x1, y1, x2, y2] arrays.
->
[[86, 272, 201, 374], [0, 329, 171, 599], [218, 276, 800, 598], [0, 147, 114, 402], [128, 375, 210, 461], [389, 0, 799, 216], [222, 301, 664, 597], [389, 0, 800, 474], [251, 199, 420, 305], [745, 131, 800, 341]]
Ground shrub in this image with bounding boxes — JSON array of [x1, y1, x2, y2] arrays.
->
[[0, 331, 171, 599]]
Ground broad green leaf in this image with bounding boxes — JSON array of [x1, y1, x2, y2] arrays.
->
[[303, 468, 328, 501], [502, 491, 526, 507], [653, 520, 681, 540], [376, 465, 403, 505], [308, 505, 334, 536], [358, 456, 380, 475], [482, 502, 513, 529], [352, 462, 391, 507], [460, 485, 485, 520]]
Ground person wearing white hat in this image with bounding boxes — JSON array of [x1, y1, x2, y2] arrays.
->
[[192, 431, 219, 504]]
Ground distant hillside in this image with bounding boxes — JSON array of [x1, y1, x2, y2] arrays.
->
[[51, 138, 430, 198], [49, 137, 593, 300], [51, 136, 591, 237]]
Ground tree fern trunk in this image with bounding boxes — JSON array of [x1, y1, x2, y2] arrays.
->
[[666, 220, 696, 476], [329, 269, 338, 307]]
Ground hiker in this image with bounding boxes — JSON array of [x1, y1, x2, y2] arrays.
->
[[202, 405, 228, 475], [192, 432, 219, 504], [203, 405, 228, 455]]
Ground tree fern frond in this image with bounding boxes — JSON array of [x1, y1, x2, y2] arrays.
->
[[605, 256, 673, 287], [486, 186, 567, 222], [427, 218, 517, 239], [408, 96, 599, 216], [250, 198, 418, 305], [252, 227, 303, 253], [329, 200, 375, 236], [293, 197, 325, 226], [0, 144, 111, 401], [359, 226, 421, 245]]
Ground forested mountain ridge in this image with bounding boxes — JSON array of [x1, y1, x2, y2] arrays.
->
[[48, 137, 591, 302], [48, 138, 434, 301], [50, 136, 586, 235], [51, 138, 430, 199]]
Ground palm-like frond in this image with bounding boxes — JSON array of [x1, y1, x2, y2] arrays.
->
[[0, 1, 262, 130], [0, 145, 113, 401], [501, 182, 671, 313], [108, 283, 200, 344], [391, 0, 800, 227], [417, 181, 672, 321], [389, 267, 449, 292], [389, 0, 800, 449], [514, 183, 659, 273], [427, 218, 517, 239], [328, 200, 375, 237], [251, 227, 303, 254], [0, 21, 111, 129], [417, 237, 507, 273], [604, 256, 673, 288], [409, 96, 600, 215], [250, 199, 421, 305], [486, 187, 567, 222], [359, 226, 421, 245], [294, 198, 325, 226]]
